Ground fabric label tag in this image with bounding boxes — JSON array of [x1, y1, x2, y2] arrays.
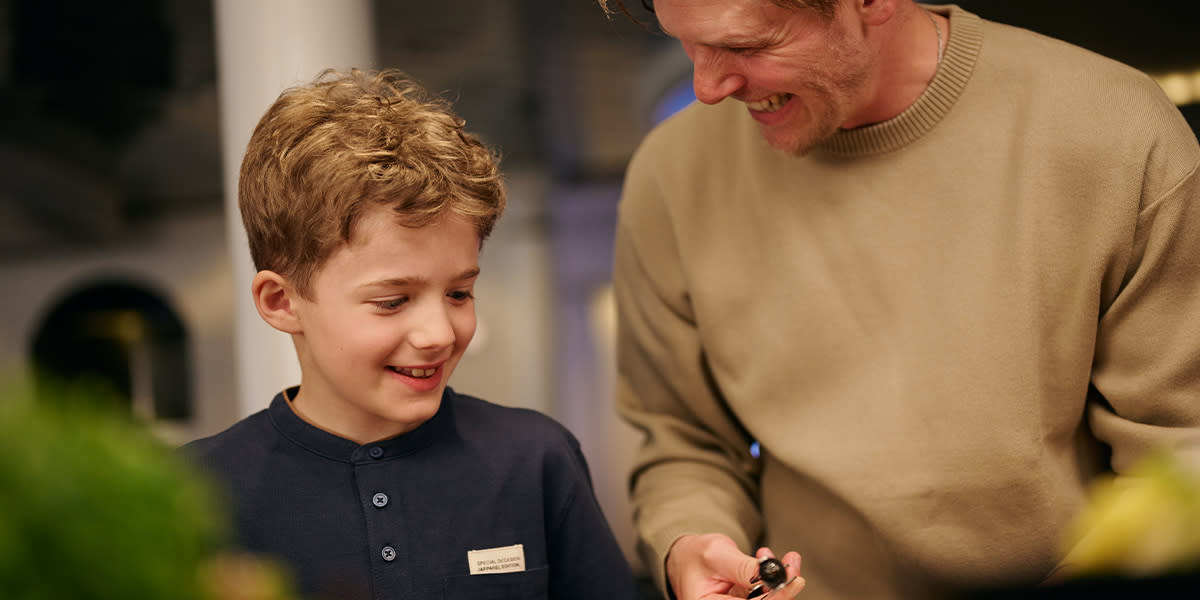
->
[[467, 544, 526, 575]]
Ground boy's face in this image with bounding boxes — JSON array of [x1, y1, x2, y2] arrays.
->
[[289, 205, 480, 443]]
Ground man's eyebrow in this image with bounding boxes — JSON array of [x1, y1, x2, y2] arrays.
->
[[659, 25, 766, 48]]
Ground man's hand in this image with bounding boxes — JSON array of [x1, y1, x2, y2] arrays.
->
[[666, 533, 805, 599]]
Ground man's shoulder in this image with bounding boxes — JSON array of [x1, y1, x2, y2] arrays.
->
[[976, 15, 1188, 148], [979, 15, 1156, 89]]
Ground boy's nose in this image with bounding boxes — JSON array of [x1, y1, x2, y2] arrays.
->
[[410, 304, 456, 350]]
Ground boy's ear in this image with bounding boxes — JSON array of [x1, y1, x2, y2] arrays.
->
[[251, 270, 303, 334]]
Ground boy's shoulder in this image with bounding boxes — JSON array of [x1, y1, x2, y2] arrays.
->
[[446, 389, 579, 450], [445, 389, 595, 490], [180, 408, 272, 455]]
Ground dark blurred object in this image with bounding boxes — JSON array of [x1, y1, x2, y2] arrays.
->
[[0, 0, 179, 252], [30, 280, 193, 421], [7, 0, 173, 144], [967, 570, 1200, 598], [946, 0, 1200, 73]]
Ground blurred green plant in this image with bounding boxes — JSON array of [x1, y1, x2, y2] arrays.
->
[[0, 374, 295, 600]]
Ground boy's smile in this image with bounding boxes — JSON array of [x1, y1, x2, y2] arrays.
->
[[285, 205, 481, 444]]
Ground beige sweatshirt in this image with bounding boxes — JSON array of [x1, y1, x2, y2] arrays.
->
[[613, 5, 1200, 599]]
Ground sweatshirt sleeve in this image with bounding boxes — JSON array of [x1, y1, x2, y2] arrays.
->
[[612, 134, 765, 595], [1088, 99, 1200, 472]]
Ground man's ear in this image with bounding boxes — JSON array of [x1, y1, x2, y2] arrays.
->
[[251, 270, 303, 334], [858, 0, 898, 26]]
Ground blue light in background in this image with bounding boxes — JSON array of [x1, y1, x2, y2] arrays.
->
[[652, 79, 697, 126]]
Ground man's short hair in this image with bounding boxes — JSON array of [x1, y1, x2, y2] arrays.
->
[[598, 0, 839, 25], [239, 68, 506, 299]]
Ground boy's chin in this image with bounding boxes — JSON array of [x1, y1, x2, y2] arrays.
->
[[379, 395, 443, 430]]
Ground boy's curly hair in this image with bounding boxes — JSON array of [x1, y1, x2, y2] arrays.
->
[[239, 68, 506, 299]]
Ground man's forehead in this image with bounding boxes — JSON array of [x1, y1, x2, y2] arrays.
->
[[654, 0, 771, 38]]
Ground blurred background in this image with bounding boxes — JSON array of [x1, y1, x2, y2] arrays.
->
[[0, 0, 1198, 580]]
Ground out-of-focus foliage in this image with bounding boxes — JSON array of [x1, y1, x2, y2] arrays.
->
[[0, 375, 295, 600], [1061, 448, 1200, 578], [200, 553, 299, 600]]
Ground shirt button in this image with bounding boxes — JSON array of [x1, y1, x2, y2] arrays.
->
[[368, 446, 384, 459], [372, 492, 389, 508], [381, 546, 396, 562]]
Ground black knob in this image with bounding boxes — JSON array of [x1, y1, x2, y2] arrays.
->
[[759, 557, 787, 589]]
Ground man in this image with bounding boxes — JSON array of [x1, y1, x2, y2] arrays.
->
[[597, 1, 1200, 599]]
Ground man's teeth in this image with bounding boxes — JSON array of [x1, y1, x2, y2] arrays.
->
[[746, 93, 793, 113], [394, 367, 436, 378]]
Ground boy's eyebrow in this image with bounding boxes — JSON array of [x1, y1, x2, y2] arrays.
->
[[359, 267, 481, 290]]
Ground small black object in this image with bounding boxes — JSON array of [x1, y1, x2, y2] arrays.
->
[[747, 557, 788, 597], [759, 557, 787, 589]]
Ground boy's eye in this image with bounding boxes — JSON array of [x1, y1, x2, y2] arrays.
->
[[374, 297, 407, 310], [448, 290, 475, 302]]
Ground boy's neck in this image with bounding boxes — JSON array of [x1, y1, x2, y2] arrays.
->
[[283, 386, 426, 445]]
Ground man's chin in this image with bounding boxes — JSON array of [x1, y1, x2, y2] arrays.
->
[[760, 123, 835, 157], [761, 130, 814, 157]]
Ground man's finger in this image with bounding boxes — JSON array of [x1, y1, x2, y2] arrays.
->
[[764, 574, 806, 599], [779, 551, 802, 579]]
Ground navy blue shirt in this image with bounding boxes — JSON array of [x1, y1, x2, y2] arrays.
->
[[182, 387, 638, 600]]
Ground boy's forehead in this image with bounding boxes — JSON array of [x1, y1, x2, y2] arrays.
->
[[347, 203, 476, 240], [308, 224, 481, 298], [338, 208, 482, 263]]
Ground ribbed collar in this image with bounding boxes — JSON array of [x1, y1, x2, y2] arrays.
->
[[817, 5, 983, 157], [266, 386, 454, 464]]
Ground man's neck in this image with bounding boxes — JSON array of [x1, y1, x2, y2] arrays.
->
[[842, 4, 948, 130]]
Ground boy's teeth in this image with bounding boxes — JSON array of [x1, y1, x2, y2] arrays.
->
[[746, 93, 793, 113], [395, 367, 436, 378]]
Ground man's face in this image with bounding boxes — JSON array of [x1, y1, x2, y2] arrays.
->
[[289, 205, 480, 443], [655, 0, 873, 154]]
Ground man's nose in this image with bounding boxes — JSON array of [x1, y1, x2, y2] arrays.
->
[[689, 46, 743, 105]]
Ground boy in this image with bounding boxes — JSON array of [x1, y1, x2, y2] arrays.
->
[[183, 68, 639, 600]]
